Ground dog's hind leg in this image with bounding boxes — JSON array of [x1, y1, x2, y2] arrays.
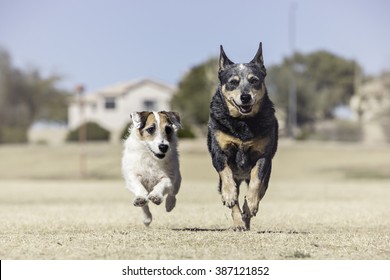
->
[[165, 195, 176, 212], [141, 205, 152, 227], [244, 158, 272, 218], [231, 202, 247, 231], [242, 199, 252, 230], [165, 173, 181, 212]]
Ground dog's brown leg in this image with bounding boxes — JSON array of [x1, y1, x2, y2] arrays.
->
[[242, 199, 252, 230], [141, 205, 152, 227], [244, 161, 262, 217], [231, 202, 247, 231], [219, 165, 237, 208], [245, 159, 269, 218]]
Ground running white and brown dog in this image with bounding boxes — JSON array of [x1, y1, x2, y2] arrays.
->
[[122, 111, 182, 226]]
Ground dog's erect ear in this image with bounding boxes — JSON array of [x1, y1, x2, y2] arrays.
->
[[250, 42, 266, 75], [250, 42, 264, 65], [219, 45, 234, 72], [130, 111, 150, 129], [161, 111, 182, 131]]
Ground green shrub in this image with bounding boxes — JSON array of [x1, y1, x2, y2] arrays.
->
[[66, 122, 110, 142], [0, 126, 28, 143], [177, 126, 196, 139]]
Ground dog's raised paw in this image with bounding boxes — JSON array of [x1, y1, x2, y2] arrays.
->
[[221, 191, 238, 208], [133, 196, 148, 207], [148, 194, 163, 205]]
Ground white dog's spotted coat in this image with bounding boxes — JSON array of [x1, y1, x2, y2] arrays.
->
[[122, 111, 181, 226]]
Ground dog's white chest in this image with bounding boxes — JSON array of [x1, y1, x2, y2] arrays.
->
[[122, 148, 171, 189]]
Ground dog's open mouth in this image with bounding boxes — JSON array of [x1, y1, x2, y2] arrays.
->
[[231, 99, 253, 114], [148, 148, 166, 159], [153, 152, 165, 159]]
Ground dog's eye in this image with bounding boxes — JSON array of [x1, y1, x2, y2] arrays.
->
[[248, 76, 259, 84], [146, 125, 155, 134], [165, 126, 173, 135], [229, 79, 240, 87]]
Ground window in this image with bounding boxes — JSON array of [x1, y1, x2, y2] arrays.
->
[[104, 97, 116, 110], [143, 100, 156, 111]]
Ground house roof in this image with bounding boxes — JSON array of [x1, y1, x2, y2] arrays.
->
[[70, 78, 176, 103]]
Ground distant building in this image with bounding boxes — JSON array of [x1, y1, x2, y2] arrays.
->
[[28, 78, 176, 145], [67, 78, 176, 142], [350, 73, 390, 144]]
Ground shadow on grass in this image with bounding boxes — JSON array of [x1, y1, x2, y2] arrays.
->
[[172, 227, 228, 232], [172, 228, 309, 234], [257, 230, 309, 234]]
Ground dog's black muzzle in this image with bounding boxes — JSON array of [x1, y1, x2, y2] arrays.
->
[[240, 93, 252, 104]]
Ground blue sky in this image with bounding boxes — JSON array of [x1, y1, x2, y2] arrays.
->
[[1, 0, 389, 93]]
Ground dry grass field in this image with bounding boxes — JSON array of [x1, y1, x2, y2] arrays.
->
[[0, 140, 389, 259]]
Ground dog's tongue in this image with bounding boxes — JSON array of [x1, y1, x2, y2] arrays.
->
[[240, 105, 252, 113]]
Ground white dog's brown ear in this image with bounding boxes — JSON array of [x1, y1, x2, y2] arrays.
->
[[162, 111, 181, 130], [130, 111, 150, 129]]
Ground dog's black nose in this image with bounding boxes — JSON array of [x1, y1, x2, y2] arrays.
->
[[158, 144, 169, 153], [240, 94, 252, 104]]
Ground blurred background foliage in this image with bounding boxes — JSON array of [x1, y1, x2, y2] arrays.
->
[[171, 50, 360, 138], [66, 122, 110, 142], [171, 58, 219, 131], [0, 45, 381, 143], [0, 48, 69, 143], [268, 51, 358, 125]]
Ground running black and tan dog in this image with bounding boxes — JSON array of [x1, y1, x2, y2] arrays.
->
[[207, 43, 278, 231]]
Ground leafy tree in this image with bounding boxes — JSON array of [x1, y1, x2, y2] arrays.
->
[[171, 50, 360, 134], [171, 58, 219, 129], [0, 47, 69, 143], [267, 50, 360, 126]]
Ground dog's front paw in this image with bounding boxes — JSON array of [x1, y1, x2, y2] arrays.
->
[[165, 195, 176, 212], [133, 196, 148, 207], [232, 213, 248, 232], [221, 190, 237, 208], [148, 193, 163, 205], [232, 222, 248, 232]]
